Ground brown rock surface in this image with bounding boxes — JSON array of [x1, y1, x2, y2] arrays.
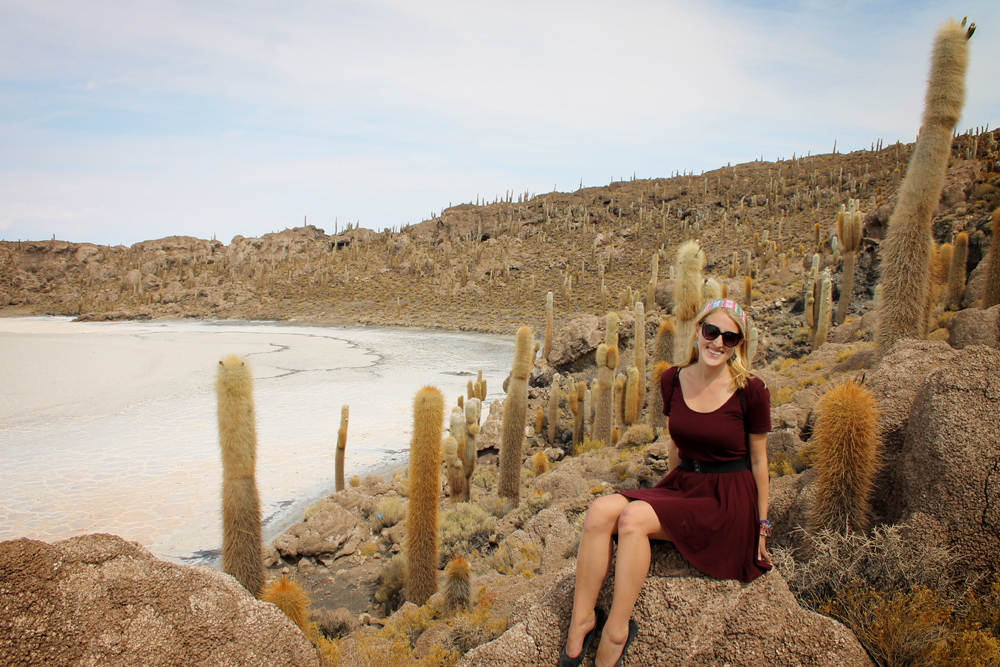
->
[[895, 344, 1000, 580], [546, 314, 602, 369], [0, 533, 318, 667], [272, 501, 364, 558], [458, 545, 871, 667], [866, 340, 959, 523], [947, 303, 1000, 350]]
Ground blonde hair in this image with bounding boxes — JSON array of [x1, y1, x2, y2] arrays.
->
[[678, 306, 752, 389]]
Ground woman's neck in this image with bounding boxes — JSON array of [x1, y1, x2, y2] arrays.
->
[[687, 357, 733, 387]]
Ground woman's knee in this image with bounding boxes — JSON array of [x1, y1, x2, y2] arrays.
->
[[583, 495, 628, 532], [616, 501, 658, 537]]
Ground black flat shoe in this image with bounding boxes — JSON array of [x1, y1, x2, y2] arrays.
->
[[558, 608, 607, 667], [607, 619, 638, 667]]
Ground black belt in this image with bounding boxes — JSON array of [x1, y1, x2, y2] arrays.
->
[[679, 457, 750, 473]]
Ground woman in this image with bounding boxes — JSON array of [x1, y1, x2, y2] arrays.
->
[[559, 299, 772, 667]]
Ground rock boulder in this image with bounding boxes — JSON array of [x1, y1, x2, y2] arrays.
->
[[0, 533, 318, 667]]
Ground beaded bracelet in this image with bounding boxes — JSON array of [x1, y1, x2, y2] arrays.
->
[[759, 519, 772, 537]]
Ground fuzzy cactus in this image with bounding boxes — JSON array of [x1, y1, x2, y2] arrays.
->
[[572, 380, 586, 446], [672, 240, 705, 363], [614, 374, 627, 433], [444, 555, 472, 611], [543, 291, 554, 361], [335, 405, 349, 493], [498, 327, 534, 502], [814, 270, 833, 350], [533, 450, 550, 476], [984, 209, 1000, 308], [647, 252, 660, 311], [443, 436, 467, 504], [835, 201, 865, 324], [946, 231, 969, 310], [649, 362, 671, 431], [463, 398, 480, 486], [624, 365, 640, 426], [548, 372, 561, 445], [653, 318, 675, 366], [406, 386, 444, 605], [633, 301, 647, 415], [877, 19, 971, 356], [592, 343, 617, 445], [746, 327, 759, 368], [261, 575, 311, 635], [535, 407, 545, 437], [604, 311, 620, 349], [216, 355, 265, 598], [808, 380, 882, 534]]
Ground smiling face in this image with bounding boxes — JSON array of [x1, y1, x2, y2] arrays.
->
[[695, 310, 743, 369]]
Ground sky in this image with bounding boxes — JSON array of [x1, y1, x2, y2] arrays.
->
[[1, 1, 998, 246]]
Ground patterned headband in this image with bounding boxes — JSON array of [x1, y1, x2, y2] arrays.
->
[[699, 299, 747, 330]]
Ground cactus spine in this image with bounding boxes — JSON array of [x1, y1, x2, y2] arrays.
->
[[624, 365, 640, 426], [984, 209, 1000, 308], [571, 381, 586, 447], [444, 555, 472, 611], [946, 232, 969, 310], [406, 386, 444, 605], [335, 405, 349, 492], [814, 270, 833, 350], [808, 380, 882, 534], [649, 362, 671, 431], [593, 343, 617, 445], [447, 408, 469, 502], [463, 398, 480, 486], [498, 327, 534, 502], [633, 301, 647, 415], [877, 20, 971, 356], [533, 450, 550, 476], [835, 202, 865, 324], [543, 291, 554, 361], [653, 318, 675, 366], [261, 576, 311, 634], [672, 241, 705, 363], [613, 374, 626, 432], [535, 407, 545, 436], [647, 252, 659, 310], [216, 355, 265, 597], [548, 372, 561, 444]]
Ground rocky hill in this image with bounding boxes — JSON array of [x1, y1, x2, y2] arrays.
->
[[2, 129, 996, 364]]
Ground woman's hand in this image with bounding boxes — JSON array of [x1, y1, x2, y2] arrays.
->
[[758, 535, 772, 565]]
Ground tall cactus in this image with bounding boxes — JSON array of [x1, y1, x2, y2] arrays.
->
[[406, 386, 444, 605], [877, 19, 972, 356], [624, 365, 640, 426], [649, 362, 671, 431], [443, 435, 466, 504], [463, 398, 480, 487], [835, 201, 865, 324], [547, 372, 561, 445], [448, 407, 469, 502], [498, 327, 535, 502], [672, 240, 705, 363], [814, 270, 833, 350], [653, 318, 675, 366], [808, 380, 882, 534], [984, 209, 1000, 308], [593, 343, 618, 445], [335, 405, 349, 492], [647, 252, 659, 311], [613, 374, 627, 433], [946, 231, 969, 310], [543, 291, 554, 361], [633, 301, 647, 415], [216, 355, 265, 598], [571, 380, 586, 447]]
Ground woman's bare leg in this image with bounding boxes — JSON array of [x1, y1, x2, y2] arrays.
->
[[594, 500, 670, 667], [564, 494, 629, 658]]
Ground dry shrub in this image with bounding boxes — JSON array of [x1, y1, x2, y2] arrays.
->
[[768, 451, 796, 478], [774, 524, 959, 609], [476, 495, 515, 519], [360, 542, 380, 557], [486, 540, 542, 578], [316, 635, 343, 666], [375, 554, 407, 612], [575, 438, 605, 455], [372, 497, 407, 532], [471, 464, 496, 489], [450, 586, 508, 653], [509, 489, 551, 524], [618, 424, 654, 447], [439, 503, 497, 562], [313, 607, 359, 639]]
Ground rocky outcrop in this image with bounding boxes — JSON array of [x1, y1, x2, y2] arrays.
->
[[947, 303, 1000, 350], [894, 344, 1000, 582], [273, 495, 368, 559], [458, 545, 872, 667], [0, 533, 319, 667], [546, 314, 602, 370], [866, 340, 959, 523]]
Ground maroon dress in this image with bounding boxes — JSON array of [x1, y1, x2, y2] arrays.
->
[[620, 365, 772, 583]]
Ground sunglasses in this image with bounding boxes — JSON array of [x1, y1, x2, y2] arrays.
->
[[701, 322, 743, 348]]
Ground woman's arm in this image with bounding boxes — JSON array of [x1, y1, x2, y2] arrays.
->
[[667, 437, 679, 474], [749, 432, 771, 564]]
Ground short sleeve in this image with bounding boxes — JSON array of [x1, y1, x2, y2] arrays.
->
[[747, 377, 772, 434]]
